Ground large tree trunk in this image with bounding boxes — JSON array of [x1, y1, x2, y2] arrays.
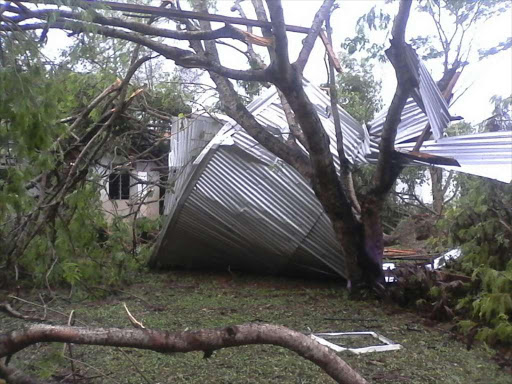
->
[[360, 197, 387, 285]]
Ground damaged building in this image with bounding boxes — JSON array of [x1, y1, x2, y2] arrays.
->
[[149, 59, 512, 278]]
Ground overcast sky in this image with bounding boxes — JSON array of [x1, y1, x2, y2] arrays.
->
[[229, 0, 512, 125], [42, 0, 512, 125]]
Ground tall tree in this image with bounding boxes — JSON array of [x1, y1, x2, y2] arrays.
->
[[413, 0, 511, 215], [1, 0, 421, 286]]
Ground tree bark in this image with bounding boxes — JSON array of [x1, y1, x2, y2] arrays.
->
[[430, 167, 444, 215], [0, 323, 368, 384]]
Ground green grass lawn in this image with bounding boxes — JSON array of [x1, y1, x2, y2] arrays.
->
[[1, 270, 510, 383]]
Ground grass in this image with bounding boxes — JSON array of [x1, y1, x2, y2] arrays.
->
[[1, 270, 510, 383]]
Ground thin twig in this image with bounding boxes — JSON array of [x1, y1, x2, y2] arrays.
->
[[123, 303, 145, 329], [65, 310, 78, 384]]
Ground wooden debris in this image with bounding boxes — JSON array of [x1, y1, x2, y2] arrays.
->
[[319, 30, 342, 73]]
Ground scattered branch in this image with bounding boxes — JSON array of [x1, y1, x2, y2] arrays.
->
[[0, 302, 46, 322]]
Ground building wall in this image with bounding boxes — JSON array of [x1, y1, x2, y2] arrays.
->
[[98, 157, 161, 222]]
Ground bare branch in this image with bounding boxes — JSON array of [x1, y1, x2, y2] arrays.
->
[[295, 0, 334, 73], [325, 15, 361, 214], [6, 5, 264, 45], [0, 20, 269, 82], [0, 302, 46, 322], [250, 0, 306, 149], [0, 323, 368, 384], [231, 0, 267, 68], [18, 0, 311, 33], [123, 303, 145, 329], [265, 0, 291, 79], [190, 4, 313, 179], [391, 0, 413, 43]]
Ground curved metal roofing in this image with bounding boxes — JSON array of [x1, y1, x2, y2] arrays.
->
[[150, 81, 369, 277], [151, 62, 510, 278]]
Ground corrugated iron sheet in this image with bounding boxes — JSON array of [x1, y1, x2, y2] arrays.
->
[[369, 60, 451, 146], [227, 80, 371, 166], [396, 131, 512, 183], [164, 115, 223, 216], [154, 133, 344, 275], [150, 81, 366, 276], [150, 61, 509, 278]]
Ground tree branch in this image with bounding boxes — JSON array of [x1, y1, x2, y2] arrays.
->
[[19, 0, 311, 33], [0, 20, 269, 82], [294, 0, 334, 73], [231, 0, 267, 68], [248, 0, 306, 149], [326, 15, 361, 214], [190, 3, 313, 179], [6, 5, 265, 46], [372, 0, 415, 198], [265, 0, 291, 80], [0, 324, 368, 384]]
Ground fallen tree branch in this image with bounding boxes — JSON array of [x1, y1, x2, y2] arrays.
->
[[0, 302, 46, 322], [0, 323, 368, 384], [0, 20, 268, 82]]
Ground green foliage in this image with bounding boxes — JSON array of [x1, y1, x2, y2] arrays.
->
[[336, 54, 383, 123], [434, 177, 512, 345], [147, 72, 193, 117], [352, 165, 406, 232], [414, 0, 511, 67], [390, 176, 512, 345], [438, 177, 512, 271], [483, 95, 512, 132], [342, 6, 390, 62], [34, 344, 67, 380], [409, 36, 443, 61], [16, 182, 160, 291], [0, 63, 64, 156], [0, 28, 178, 294], [479, 37, 512, 59], [187, 0, 217, 12]]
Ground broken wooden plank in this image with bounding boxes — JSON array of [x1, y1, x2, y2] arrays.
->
[[397, 150, 461, 167], [319, 30, 342, 73]]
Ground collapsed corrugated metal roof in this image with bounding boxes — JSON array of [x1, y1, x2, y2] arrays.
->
[[151, 58, 510, 277], [365, 54, 512, 182], [396, 131, 512, 183], [368, 60, 451, 147], [164, 115, 223, 216], [150, 80, 369, 277]]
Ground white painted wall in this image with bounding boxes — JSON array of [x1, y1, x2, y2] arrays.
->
[[97, 156, 161, 221]]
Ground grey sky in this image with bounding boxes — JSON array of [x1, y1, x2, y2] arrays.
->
[[263, 1, 512, 124], [41, 0, 512, 125]]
